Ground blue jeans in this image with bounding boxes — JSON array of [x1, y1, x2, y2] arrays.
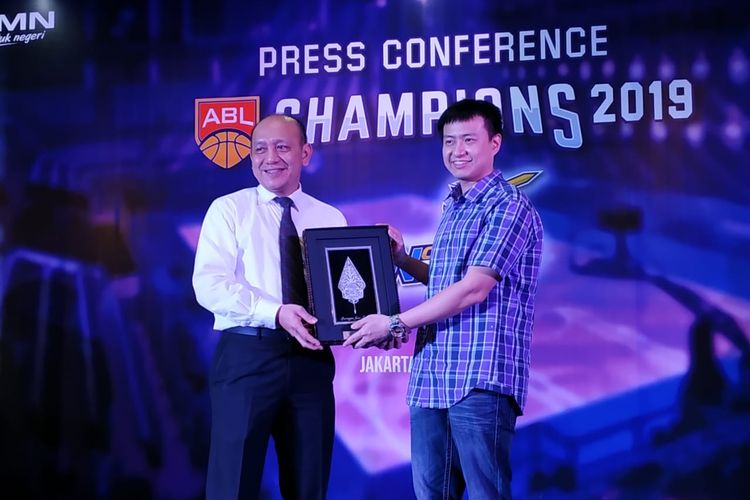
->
[[410, 390, 517, 500]]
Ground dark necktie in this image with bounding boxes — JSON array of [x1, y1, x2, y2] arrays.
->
[[274, 197, 309, 308]]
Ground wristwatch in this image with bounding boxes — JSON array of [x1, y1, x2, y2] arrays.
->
[[388, 314, 408, 340]]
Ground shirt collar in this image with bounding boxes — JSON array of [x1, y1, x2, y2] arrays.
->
[[446, 182, 464, 203], [445, 170, 503, 204], [257, 183, 303, 206]]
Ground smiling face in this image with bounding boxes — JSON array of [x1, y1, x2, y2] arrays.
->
[[441, 115, 502, 191], [250, 115, 312, 197]]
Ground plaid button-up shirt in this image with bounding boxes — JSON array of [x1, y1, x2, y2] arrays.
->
[[406, 169, 543, 413]]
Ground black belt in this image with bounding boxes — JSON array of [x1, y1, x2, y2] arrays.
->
[[223, 326, 287, 337]]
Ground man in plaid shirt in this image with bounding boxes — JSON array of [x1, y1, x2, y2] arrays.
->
[[345, 99, 543, 499]]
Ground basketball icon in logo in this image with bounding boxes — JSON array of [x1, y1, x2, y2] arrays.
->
[[200, 131, 252, 169], [195, 96, 259, 169]]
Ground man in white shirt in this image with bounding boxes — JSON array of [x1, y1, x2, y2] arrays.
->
[[193, 114, 346, 500]]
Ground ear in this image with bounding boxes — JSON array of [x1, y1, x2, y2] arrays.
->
[[301, 143, 313, 166], [491, 133, 502, 155]]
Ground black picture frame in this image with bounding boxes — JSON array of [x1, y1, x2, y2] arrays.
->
[[302, 225, 401, 345]]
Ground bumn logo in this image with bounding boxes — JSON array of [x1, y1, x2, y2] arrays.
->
[[0, 11, 55, 47], [195, 96, 259, 169]]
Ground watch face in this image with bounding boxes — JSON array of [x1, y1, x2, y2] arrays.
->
[[391, 325, 405, 339], [389, 316, 406, 338]]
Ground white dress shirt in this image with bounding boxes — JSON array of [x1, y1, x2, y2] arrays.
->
[[192, 184, 347, 330]]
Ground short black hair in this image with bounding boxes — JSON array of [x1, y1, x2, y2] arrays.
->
[[253, 114, 308, 144], [437, 99, 503, 139]]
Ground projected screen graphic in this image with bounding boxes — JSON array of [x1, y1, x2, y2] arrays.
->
[[1, 1, 748, 499]]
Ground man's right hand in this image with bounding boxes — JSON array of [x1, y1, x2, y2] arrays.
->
[[277, 304, 322, 350], [386, 224, 429, 285], [387, 225, 408, 266]]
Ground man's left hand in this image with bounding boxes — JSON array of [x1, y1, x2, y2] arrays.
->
[[343, 314, 391, 348], [374, 334, 405, 351]]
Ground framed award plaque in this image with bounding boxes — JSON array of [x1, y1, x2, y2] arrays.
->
[[302, 225, 401, 345]]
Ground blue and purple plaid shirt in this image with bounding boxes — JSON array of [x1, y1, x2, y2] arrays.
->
[[406, 169, 543, 413]]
